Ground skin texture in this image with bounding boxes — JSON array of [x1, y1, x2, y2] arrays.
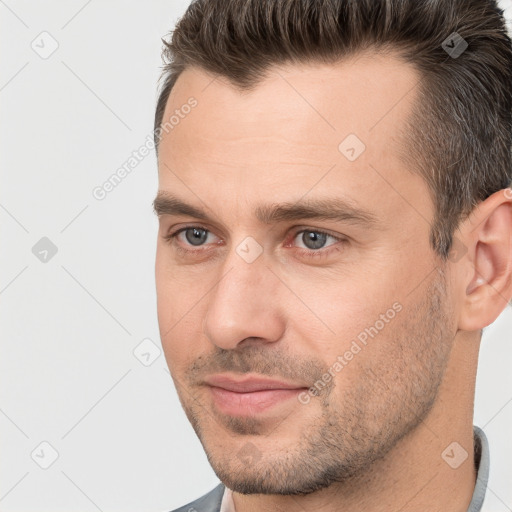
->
[[154, 52, 512, 511]]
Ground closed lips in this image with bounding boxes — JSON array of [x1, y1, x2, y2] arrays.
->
[[203, 375, 308, 392]]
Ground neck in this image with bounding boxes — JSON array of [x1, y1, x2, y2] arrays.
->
[[232, 331, 479, 512]]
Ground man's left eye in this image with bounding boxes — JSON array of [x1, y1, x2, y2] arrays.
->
[[292, 230, 341, 251]]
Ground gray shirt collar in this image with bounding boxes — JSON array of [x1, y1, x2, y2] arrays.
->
[[467, 425, 490, 512]]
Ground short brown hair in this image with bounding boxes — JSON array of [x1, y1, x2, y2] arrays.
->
[[154, 0, 512, 259]]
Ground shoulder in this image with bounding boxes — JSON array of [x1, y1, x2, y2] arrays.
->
[[168, 483, 226, 512]]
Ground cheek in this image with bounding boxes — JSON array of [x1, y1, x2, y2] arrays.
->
[[155, 249, 201, 328], [160, 312, 202, 376], [155, 264, 211, 370], [294, 277, 406, 368], [286, 276, 385, 334]]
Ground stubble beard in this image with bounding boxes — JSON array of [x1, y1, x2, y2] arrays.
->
[[174, 267, 453, 495]]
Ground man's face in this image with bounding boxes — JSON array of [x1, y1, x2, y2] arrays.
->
[[155, 54, 457, 494]]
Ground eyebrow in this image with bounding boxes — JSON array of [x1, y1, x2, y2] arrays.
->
[[152, 192, 381, 228]]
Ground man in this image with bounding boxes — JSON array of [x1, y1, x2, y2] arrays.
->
[[152, 0, 512, 510]]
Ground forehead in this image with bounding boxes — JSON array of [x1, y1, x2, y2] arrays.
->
[[157, 52, 430, 225], [161, 51, 418, 145]]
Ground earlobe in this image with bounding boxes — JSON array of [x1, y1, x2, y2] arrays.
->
[[458, 189, 512, 331]]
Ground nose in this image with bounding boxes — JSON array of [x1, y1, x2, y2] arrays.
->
[[202, 245, 286, 350]]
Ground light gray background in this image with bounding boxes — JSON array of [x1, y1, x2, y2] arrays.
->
[[1, 1, 512, 511]]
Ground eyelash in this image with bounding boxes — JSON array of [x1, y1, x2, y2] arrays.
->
[[162, 226, 347, 261]]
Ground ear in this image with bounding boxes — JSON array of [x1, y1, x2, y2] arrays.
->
[[456, 188, 512, 331]]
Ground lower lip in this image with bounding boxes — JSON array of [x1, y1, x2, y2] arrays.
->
[[208, 386, 305, 416]]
